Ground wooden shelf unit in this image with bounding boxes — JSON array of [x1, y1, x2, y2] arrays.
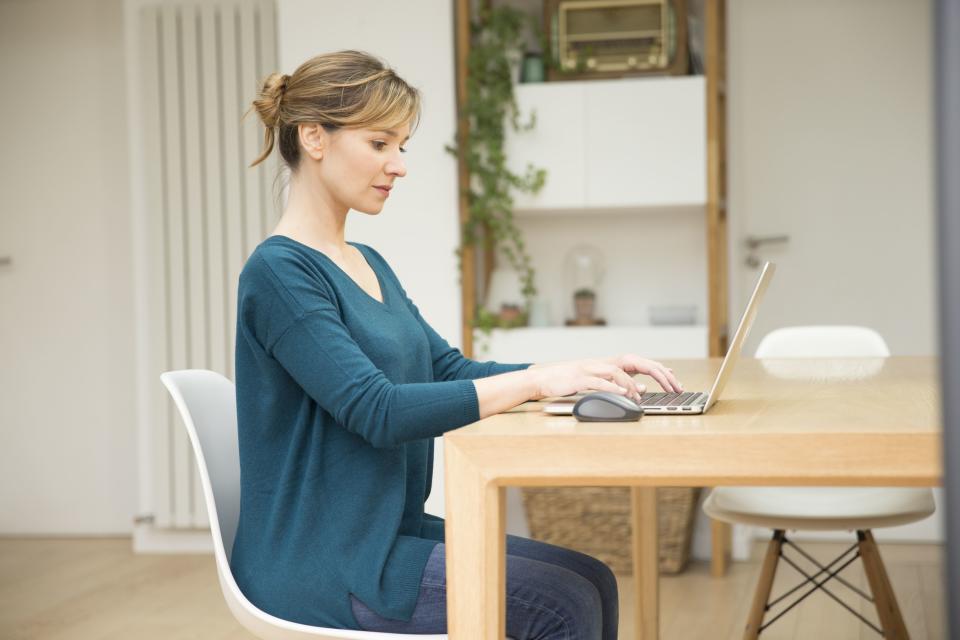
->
[[454, 0, 728, 360]]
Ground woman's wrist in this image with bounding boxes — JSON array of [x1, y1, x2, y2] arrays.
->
[[523, 367, 544, 400]]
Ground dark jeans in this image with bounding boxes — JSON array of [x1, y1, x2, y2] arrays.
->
[[350, 534, 618, 640]]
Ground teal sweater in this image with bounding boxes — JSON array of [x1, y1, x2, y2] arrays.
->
[[231, 235, 530, 629]]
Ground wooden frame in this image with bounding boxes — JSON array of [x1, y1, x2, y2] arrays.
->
[[706, 0, 728, 358], [705, 0, 732, 577], [454, 0, 476, 357]]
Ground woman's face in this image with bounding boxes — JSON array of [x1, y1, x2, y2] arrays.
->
[[302, 122, 410, 215]]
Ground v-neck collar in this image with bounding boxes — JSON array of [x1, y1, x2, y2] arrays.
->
[[264, 235, 390, 309]]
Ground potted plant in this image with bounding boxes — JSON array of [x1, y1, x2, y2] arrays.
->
[[573, 288, 596, 323], [446, 5, 547, 345]]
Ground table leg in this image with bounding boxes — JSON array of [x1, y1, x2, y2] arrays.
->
[[711, 519, 731, 577], [631, 487, 659, 640], [444, 438, 506, 640]]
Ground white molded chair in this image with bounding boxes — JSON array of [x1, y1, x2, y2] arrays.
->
[[160, 369, 447, 640], [702, 326, 935, 639]]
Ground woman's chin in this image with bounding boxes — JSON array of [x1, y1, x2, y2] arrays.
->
[[353, 202, 385, 215]]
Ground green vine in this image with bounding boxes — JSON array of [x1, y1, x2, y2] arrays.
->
[[446, 5, 547, 337]]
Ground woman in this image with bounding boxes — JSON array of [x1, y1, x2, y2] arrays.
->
[[233, 50, 682, 638]]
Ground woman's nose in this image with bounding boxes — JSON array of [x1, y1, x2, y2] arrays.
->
[[385, 154, 407, 178], [386, 156, 406, 178]]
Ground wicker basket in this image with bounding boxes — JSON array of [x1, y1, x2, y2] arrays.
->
[[520, 487, 700, 575]]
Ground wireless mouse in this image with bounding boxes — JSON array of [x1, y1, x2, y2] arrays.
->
[[573, 391, 643, 422]]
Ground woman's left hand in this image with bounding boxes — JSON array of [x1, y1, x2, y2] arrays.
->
[[605, 354, 683, 394]]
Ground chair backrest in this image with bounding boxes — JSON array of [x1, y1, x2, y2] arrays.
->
[[755, 326, 891, 358], [159, 369, 241, 560], [160, 370, 451, 639]]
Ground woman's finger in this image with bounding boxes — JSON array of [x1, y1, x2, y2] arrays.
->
[[586, 376, 628, 395], [592, 364, 643, 400], [613, 368, 643, 401], [660, 366, 683, 392], [645, 367, 675, 393]]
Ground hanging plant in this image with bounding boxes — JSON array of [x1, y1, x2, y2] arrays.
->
[[446, 5, 547, 333]]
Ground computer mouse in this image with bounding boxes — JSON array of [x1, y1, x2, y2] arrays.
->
[[573, 391, 643, 422]]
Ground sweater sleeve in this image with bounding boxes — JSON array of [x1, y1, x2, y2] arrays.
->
[[257, 261, 481, 450], [363, 245, 532, 381], [420, 513, 446, 542]]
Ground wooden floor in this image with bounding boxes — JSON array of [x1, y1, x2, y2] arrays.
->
[[0, 537, 945, 639]]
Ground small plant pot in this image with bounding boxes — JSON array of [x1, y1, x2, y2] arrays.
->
[[498, 304, 523, 325], [573, 291, 596, 324], [574, 297, 595, 322]]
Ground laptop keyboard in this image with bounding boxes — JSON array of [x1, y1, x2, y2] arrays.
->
[[639, 391, 704, 407]]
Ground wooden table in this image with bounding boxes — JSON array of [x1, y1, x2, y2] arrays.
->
[[442, 357, 942, 640]]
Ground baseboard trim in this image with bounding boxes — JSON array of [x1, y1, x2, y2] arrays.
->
[[133, 523, 213, 554]]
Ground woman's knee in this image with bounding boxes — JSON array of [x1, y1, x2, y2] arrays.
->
[[581, 552, 619, 601], [507, 535, 618, 605], [506, 557, 604, 639], [559, 545, 618, 607]]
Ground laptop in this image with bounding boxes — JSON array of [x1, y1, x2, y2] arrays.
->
[[543, 261, 775, 416]]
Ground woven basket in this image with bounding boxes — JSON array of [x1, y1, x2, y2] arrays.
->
[[520, 487, 700, 574]]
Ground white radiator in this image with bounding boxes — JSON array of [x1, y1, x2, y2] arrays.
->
[[126, 0, 278, 531]]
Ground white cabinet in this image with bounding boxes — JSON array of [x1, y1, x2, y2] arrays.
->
[[506, 76, 706, 212], [496, 76, 709, 362], [505, 82, 587, 210], [477, 326, 708, 362], [585, 76, 706, 207]]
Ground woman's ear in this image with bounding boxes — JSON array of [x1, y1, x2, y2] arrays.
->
[[299, 123, 324, 161]]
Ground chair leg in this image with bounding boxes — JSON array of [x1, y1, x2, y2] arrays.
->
[[858, 530, 910, 640], [743, 530, 785, 640]]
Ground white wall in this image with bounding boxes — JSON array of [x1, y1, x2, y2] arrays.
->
[[517, 209, 707, 327], [727, 0, 937, 357], [0, 0, 137, 534], [277, 1, 463, 349], [276, 0, 463, 519]]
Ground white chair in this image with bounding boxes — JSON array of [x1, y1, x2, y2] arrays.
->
[[702, 326, 935, 640], [160, 369, 447, 640]]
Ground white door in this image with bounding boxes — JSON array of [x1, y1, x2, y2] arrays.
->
[[728, 0, 936, 358], [727, 0, 942, 543], [0, 0, 137, 533]]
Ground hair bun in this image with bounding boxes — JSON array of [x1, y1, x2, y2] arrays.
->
[[252, 71, 288, 129]]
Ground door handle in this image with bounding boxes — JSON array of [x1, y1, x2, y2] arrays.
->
[[745, 235, 790, 250], [745, 235, 789, 268]]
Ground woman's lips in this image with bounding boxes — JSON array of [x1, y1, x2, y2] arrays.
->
[[373, 186, 390, 197]]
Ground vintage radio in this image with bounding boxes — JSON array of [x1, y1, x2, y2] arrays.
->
[[545, 0, 688, 81]]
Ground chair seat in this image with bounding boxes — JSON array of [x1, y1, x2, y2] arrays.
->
[[703, 487, 935, 530]]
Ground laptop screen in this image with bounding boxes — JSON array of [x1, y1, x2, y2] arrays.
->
[[703, 262, 776, 411]]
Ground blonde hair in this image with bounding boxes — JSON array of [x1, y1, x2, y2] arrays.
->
[[247, 50, 421, 170]]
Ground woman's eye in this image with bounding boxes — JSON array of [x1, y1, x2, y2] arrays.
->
[[373, 141, 407, 153]]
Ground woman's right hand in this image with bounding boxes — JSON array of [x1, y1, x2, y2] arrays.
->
[[527, 359, 644, 403]]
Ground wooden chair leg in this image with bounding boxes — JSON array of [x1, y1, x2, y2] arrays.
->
[[858, 530, 910, 640], [711, 518, 731, 577], [743, 530, 784, 640]]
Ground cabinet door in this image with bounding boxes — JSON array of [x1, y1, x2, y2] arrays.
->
[[584, 77, 706, 208], [506, 82, 586, 210]]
